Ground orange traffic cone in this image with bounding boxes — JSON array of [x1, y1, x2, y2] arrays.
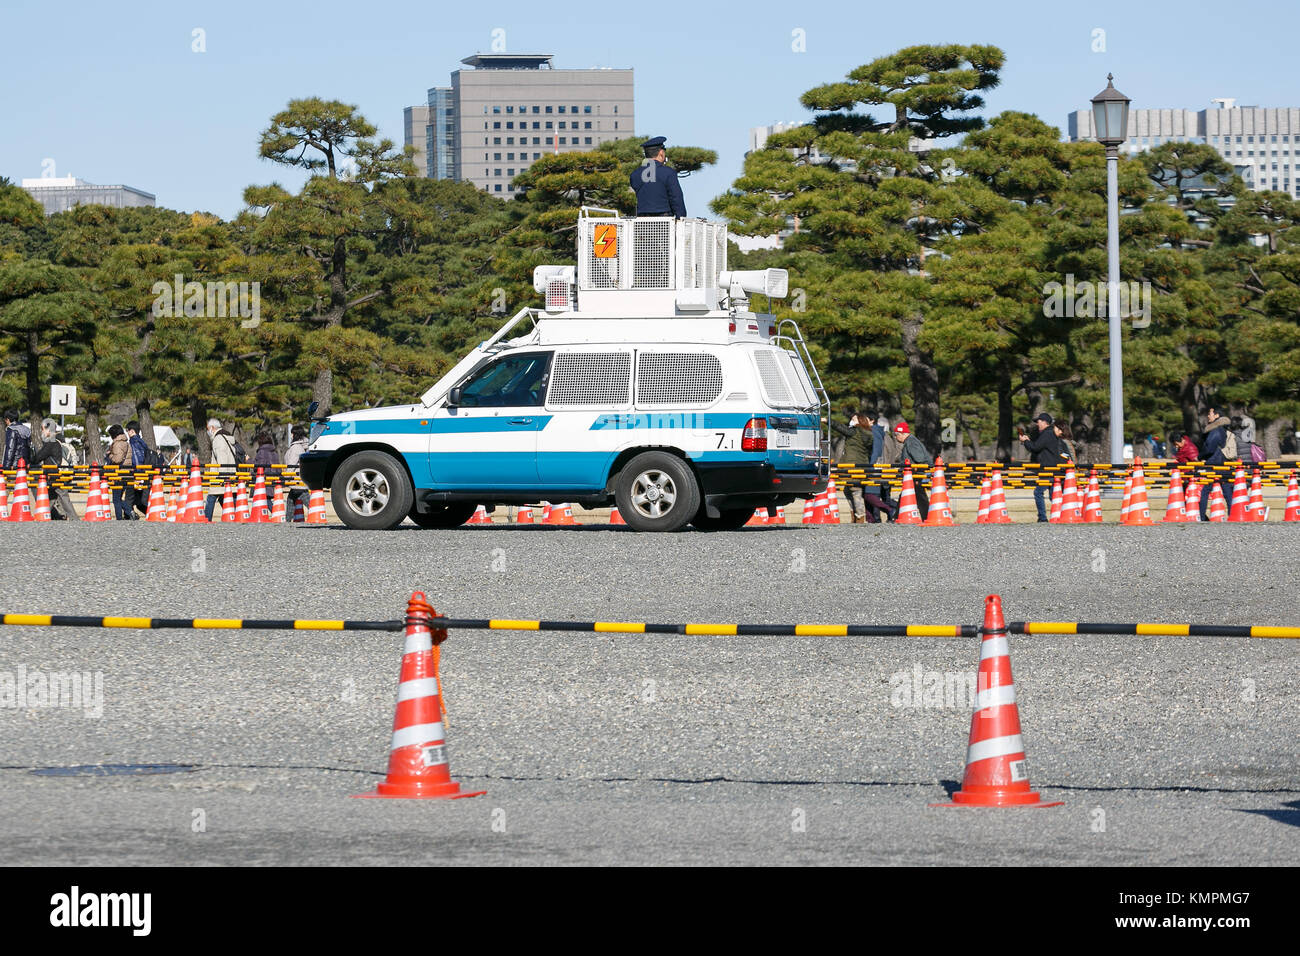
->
[[515, 505, 535, 525], [922, 458, 956, 526], [220, 484, 237, 522], [34, 474, 51, 521], [234, 482, 251, 522], [986, 470, 1012, 524], [1183, 480, 1202, 522], [1119, 469, 1133, 523], [976, 476, 991, 524], [894, 465, 923, 525], [1058, 467, 1083, 523], [468, 504, 492, 525], [1048, 478, 1062, 523], [145, 474, 167, 521], [931, 595, 1062, 809], [1122, 459, 1154, 526], [1207, 481, 1228, 522], [1247, 470, 1266, 522], [609, 507, 627, 526], [292, 496, 306, 523], [305, 489, 327, 524], [765, 505, 785, 525], [1226, 468, 1249, 522], [166, 489, 178, 523], [1083, 470, 1104, 523], [805, 488, 835, 524], [542, 502, 576, 525], [179, 461, 206, 523], [248, 468, 271, 523], [85, 469, 108, 522], [270, 485, 285, 523], [0, 472, 8, 519], [745, 508, 767, 526], [1163, 469, 1187, 523], [824, 478, 842, 524], [354, 592, 484, 801], [1285, 472, 1300, 522], [8, 460, 33, 522]]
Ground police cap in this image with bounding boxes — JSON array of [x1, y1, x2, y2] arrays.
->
[[641, 136, 667, 156]]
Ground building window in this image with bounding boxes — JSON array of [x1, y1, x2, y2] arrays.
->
[[506, 122, 513, 129], [508, 184, 515, 192], [508, 168, 515, 176], [614, 122, 618, 129], [584, 122, 592, 129], [507, 137, 514, 145], [506, 106, 513, 114], [494, 152, 501, 160], [507, 152, 514, 160], [584, 106, 592, 113], [493, 122, 501, 129], [585, 137, 592, 145], [559, 121, 566, 129], [493, 107, 501, 114], [614, 105, 618, 113], [532, 106, 539, 114], [494, 184, 502, 191], [546, 137, 553, 145], [494, 169, 501, 176], [532, 137, 540, 145], [493, 137, 501, 144], [545, 106, 552, 113], [532, 122, 539, 129], [545, 121, 552, 129], [559, 137, 566, 145], [533, 152, 540, 159], [571, 105, 577, 113], [558, 106, 566, 113]]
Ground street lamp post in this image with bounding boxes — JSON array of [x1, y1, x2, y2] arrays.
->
[[1091, 74, 1131, 464]]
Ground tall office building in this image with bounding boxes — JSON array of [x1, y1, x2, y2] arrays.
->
[[1068, 98, 1300, 198], [404, 53, 634, 195], [403, 105, 430, 178], [20, 176, 155, 215]]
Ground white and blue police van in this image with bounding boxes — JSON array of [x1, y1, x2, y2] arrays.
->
[[298, 207, 830, 531]]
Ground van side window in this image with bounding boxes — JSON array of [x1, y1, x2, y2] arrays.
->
[[458, 352, 552, 407]]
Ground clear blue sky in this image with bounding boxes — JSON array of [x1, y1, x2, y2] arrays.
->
[[4, 0, 1299, 219]]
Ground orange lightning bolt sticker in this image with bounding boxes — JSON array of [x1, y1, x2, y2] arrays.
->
[[593, 224, 618, 258]]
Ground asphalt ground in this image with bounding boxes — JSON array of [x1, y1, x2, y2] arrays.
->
[[0, 520, 1297, 866]]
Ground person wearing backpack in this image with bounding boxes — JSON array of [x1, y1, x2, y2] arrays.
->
[[204, 418, 244, 520], [2, 410, 32, 471], [28, 419, 79, 520], [1199, 404, 1236, 520], [125, 420, 157, 517]]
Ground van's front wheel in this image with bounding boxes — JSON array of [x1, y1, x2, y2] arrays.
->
[[615, 452, 700, 532], [332, 451, 414, 530]]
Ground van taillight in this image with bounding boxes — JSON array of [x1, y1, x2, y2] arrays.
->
[[741, 417, 767, 452]]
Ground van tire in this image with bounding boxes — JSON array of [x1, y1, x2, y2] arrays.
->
[[691, 506, 753, 531], [408, 503, 477, 529], [615, 452, 700, 532], [332, 450, 414, 530]]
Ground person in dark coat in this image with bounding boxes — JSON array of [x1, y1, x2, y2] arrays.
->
[[253, 431, 279, 468], [1019, 412, 1066, 522], [892, 421, 932, 519], [629, 137, 686, 217], [28, 419, 78, 520], [842, 411, 896, 522], [1199, 405, 1235, 520]]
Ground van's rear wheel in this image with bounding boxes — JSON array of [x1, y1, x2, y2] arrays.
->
[[691, 506, 753, 531], [408, 503, 477, 528], [615, 452, 700, 532], [332, 451, 414, 530]]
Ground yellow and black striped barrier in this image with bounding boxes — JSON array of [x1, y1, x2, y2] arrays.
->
[[2, 613, 1297, 639], [4, 464, 304, 493], [1010, 622, 1300, 639], [0, 613, 399, 631], [430, 618, 975, 637], [834, 460, 1300, 490]]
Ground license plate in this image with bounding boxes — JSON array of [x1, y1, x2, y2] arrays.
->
[[775, 431, 791, 447]]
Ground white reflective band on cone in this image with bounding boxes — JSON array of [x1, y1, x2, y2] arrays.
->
[[391, 721, 445, 751], [979, 636, 1009, 660], [397, 678, 439, 702], [403, 630, 433, 654], [966, 733, 1025, 764], [974, 684, 1017, 710]]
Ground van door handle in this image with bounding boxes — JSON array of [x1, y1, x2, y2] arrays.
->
[[508, 418, 533, 425]]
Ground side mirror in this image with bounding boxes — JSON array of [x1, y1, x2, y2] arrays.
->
[[447, 387, 462, 407], [308, 400, 320, 419]]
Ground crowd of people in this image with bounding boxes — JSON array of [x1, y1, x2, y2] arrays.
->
[[0, 411, 308, 521], [837, 403, 1273, 524]]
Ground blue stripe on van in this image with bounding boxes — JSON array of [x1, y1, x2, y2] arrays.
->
[[331, 415, 552, 436]]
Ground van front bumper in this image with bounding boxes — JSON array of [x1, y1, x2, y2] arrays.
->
[[297, 450, 330, 490], [695, 462, 826, 515]]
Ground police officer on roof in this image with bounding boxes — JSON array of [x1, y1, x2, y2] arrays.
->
[[630, 136, 687, 217]]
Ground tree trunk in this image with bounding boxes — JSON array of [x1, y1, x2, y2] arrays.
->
[[1179, 374, 1202, 441], [312, 367, 334, 420], [191, 400, 211, 463], [996, 364, 1014, 462], [1261, 417, 1285, 460], [900, 313, 941, 452], [136, 398, 156, 449], [83, 406, 104, 464], [24, 329, 41, 428]]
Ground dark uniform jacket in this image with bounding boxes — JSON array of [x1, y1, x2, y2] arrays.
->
[[630, 160, 686, 217], [1022, 427, 1066, 467]]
